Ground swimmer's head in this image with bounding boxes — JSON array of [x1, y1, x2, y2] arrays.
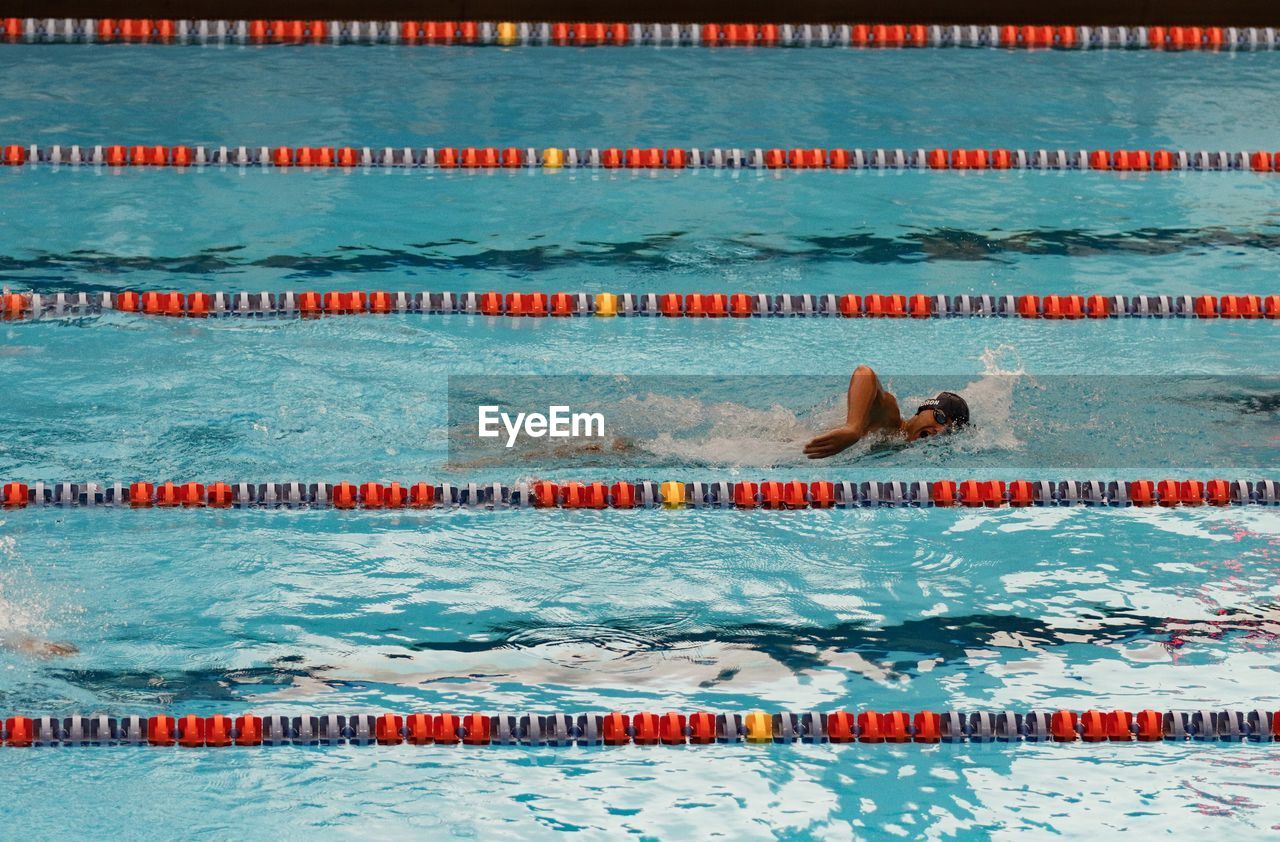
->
[[905, 391, 970, 441]]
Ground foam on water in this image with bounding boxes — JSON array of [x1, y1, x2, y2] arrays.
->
[[0, 537, 77, 659], [944, 344, 1029, 454], [628, 393, 823, 469]]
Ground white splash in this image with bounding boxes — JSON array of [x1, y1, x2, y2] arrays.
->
[[616, 392, 829, 469], [0, 533, 79, 658], [962, 343, 1029, 452]]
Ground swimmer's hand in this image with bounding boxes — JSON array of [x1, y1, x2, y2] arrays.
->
[[803, 424, 864, 459]]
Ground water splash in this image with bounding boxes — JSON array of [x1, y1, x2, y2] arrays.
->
[[623, 392, 825, 469], [924, 344, 1029, 455], [0, 531, 79, 658]]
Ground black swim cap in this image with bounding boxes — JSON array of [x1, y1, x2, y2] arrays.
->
[[917, 391, 970, 428]]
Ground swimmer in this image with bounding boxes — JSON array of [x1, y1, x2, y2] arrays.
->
[[2, 636, 78, 659], [803, 365, 970, 459]]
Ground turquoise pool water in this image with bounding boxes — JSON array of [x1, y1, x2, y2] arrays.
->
[[1, 42, 1279, 839]]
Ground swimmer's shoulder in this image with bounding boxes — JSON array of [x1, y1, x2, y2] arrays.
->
[[875, 388, 903, 428]]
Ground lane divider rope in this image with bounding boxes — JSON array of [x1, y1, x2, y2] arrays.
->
[[5, 292, 1279, 320], [4, 709, 1279, 746], [0, 20, 1275, 50], [4, 480, 1278, 509], [4, 144, 1280, 172]]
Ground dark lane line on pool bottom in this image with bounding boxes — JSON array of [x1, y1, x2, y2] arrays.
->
[[26, 606, 1278, 704], [6, 226, 1280, 283]]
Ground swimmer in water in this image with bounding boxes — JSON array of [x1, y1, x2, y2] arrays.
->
[[803, 365, 970, 459], [2, 636, 77, 659]]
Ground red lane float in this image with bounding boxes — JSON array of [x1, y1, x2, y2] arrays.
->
[[1, 19, 1276, 49], [6, 144, 1280, 172], [8, 290, 1270, 320], [4, 708, 1277, 746], [4, 478, 1278, 509]]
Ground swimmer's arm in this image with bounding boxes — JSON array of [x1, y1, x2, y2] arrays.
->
[[803, 366, 883, 459], [841, 365, 883, 436]]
